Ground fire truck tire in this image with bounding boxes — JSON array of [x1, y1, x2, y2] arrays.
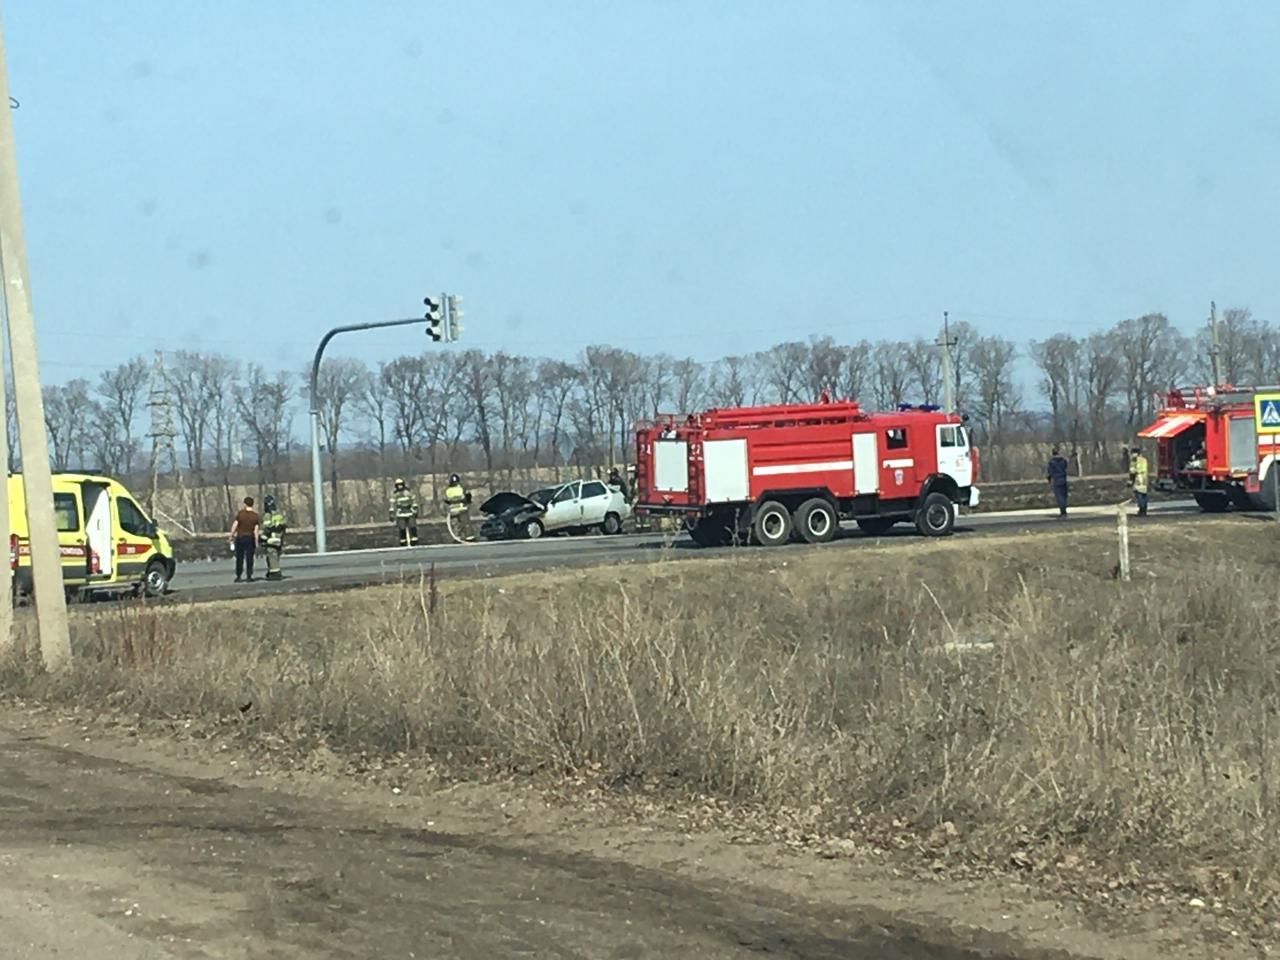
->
[[795, 498, 837, 544], [915, 492, 956, 537], [689, 517, 733, 547], [856, 517, 897, 537], [1193, 492, 1230, 513], [752, 501, 792, 547]]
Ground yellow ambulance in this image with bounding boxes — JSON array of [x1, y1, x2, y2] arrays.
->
[[8, 473, 177, 601]]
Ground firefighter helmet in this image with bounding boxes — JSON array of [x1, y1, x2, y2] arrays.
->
[[394, 477, 406, 489], [263, 494, 277, 512], [449, 473, 461, 485]]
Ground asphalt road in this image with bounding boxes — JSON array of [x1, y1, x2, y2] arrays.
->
[[162, 500, 1200, 604]]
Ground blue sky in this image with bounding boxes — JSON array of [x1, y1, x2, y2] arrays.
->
[[8, 1, 1280, 383]]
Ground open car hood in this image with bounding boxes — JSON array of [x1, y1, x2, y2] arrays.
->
[[480, 491, 544, 517]]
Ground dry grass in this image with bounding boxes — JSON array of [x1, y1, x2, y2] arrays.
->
[[4, 519, 1280, 909]]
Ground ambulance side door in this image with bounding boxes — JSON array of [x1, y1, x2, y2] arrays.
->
[[114, 494, 157, 585], [53, 491, 90, 583]]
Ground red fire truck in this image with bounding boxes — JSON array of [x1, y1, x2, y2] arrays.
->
[[633, 399, 979, 547], [1139, 384, 1280, 512]]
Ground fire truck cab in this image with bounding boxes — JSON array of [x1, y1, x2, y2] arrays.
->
[[1139, 384, 1280, 512], [633, 399, 979, 547]]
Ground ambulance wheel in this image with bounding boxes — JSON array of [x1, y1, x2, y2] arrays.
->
[[795, 498, 837, 544], [752, 501, 792, 547], [142, 559, 170, 598], [523, 518, 544, 540], [915, 493, 956, 537]]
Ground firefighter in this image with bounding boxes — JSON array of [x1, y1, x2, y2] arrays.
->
[[259, 494, 287, 581], [389, 478, 419, 546], [1046, 446, 1070, 518], [1129, 445, 1150, 517], [608, 466, 631, 503], [443, 473, 475, 542]]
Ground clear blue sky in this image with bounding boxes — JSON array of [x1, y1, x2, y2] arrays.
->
[[9, 1, 1280, 383]]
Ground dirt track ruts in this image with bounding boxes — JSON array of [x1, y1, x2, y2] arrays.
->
[[0, 722, 1061, 960]]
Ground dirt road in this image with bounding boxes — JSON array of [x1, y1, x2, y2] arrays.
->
[[0, 722, 1009, 959], [0, 711, 1243, 960]]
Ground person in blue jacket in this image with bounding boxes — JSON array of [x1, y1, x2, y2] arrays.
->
[[1046, 446, 1070, 518]]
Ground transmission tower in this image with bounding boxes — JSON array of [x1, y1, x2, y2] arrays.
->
[[147, 351, 195, 534]]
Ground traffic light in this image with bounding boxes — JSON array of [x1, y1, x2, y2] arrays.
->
[[424, 296, 443, 342], [445, 294, 463, 343]]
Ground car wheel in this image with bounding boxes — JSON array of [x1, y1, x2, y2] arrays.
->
[[795, 498, 837, 544], [524, 519, 544, 540], [751, 501, 792, 547], [602, 512, 623, 536], [915, 492, 956, 537]]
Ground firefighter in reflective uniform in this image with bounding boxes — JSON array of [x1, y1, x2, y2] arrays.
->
[[1129, 445, 1150, 517], [260, 494, 287, 581], [443, 473, 474, 542], [389, 478, 419, 546]]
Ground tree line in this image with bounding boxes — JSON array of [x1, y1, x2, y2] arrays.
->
[[21, 307, 1279, 528]]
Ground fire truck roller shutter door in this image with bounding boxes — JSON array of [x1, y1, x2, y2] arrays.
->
[[1228, 415, 1258, 473], [653, 440, 690, 493], [852, 432, 879, 495], [703, 439, 749, 503]]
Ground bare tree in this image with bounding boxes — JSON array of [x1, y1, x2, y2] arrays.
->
[[871, 342, 911, 408], [669, 358, 705, 414], [904, 338, 942, 405], [97, 358, 149, 475], [235, 365, 293, 494], [310, 357, 368, 522], [969, 336, 1021, 465], [43, 379, 94, 471]]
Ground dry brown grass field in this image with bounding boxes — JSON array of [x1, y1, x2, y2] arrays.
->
[[6, 516, 1274, 926]]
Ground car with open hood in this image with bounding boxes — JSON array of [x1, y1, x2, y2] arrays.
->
[[478, 479, 630, 540]]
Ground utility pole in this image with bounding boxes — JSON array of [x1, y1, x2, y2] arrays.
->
[[1208, 300, 1222, 389], [147, 351, 194, 533], [0, 338, 10, 653], [937, 310, 957, 414], [0, 14, 70, 669]]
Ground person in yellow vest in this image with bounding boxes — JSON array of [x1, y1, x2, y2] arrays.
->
[[259, 493, 287, 581], [443, 473, 474, 542], [1129, 445, 1149, 517], [389, 478, 419, 546]]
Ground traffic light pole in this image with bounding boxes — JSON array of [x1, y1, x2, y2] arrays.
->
[[309, 316, 430, 554]]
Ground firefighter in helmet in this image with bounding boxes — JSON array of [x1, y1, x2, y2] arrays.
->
[[443, 473, 474, 542], [389, 477, 419, 546], [607, 465, 631, 503], [259, 493, 287, 581], [1129, 444, 1150, 517]]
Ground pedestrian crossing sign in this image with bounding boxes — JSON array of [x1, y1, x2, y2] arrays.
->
[[1255, 393, 1280, 434]]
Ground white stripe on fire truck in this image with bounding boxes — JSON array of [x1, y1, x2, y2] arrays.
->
[[883, 458, 914, 469], [753, 459, 854, 477]]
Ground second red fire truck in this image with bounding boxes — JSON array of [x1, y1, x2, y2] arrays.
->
[[1139, 383, 1280, 512], [633, 398, 979, 547]]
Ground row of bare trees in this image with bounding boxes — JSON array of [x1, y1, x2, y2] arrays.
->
[[24, 308, 1280, 528]]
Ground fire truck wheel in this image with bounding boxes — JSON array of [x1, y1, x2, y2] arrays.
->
[[916, 492, 956, 537], [795, 498, 837, 544], [1192, 492, 1230, 513], [752, 501, 793, 547]]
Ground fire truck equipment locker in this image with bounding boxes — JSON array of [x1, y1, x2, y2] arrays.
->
[[852, 432, 879, 495], [704, 439, 749, 503]]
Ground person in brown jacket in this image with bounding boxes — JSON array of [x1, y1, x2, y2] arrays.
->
[[229, 497, 261, 583]]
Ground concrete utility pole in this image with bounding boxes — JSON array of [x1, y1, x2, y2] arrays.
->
[[937, 310, 957, 414], [0, 341, 9, 653], [0, 14, 71, 669], [1208, 300, 1222, 388]]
